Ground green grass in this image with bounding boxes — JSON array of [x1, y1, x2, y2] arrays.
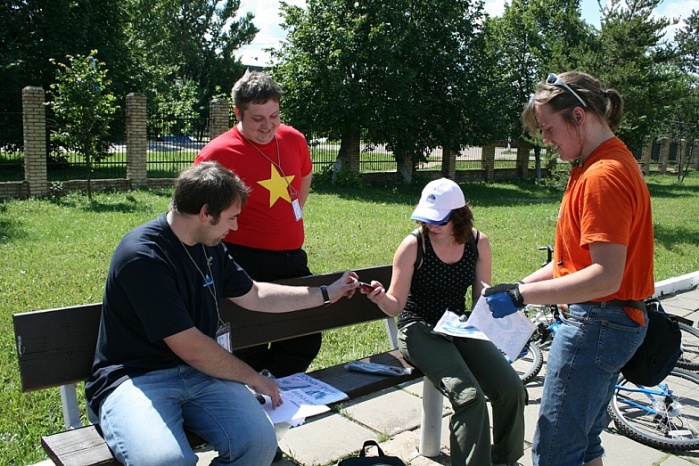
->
[[1, 173, 698, 465]]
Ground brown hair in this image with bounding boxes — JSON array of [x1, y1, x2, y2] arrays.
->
[[522, 71, 624, 135], [417, 204, 474, 244], [171, 162, 249, 221]]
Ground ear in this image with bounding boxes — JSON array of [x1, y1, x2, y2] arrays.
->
[[233, 106, 242, 122], [573, 107, 585, 125], [199, 204, 211, 222]]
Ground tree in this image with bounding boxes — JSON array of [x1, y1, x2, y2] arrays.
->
[[124, 0, 259, 116], [273, 0, 503, 183], [49, 51, 119, 199], [0, 0, 132, 147], [580, 0, 684, 150]]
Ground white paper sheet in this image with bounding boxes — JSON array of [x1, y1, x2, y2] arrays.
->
[[274, 372, 348, 405], [434, 295, 535, 361], [260, 389, 330, 426]]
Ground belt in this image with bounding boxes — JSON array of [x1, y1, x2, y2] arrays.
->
[[579, 299, 646, 311]]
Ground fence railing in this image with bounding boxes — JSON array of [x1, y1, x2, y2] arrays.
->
[[1, 87, 697, 200]]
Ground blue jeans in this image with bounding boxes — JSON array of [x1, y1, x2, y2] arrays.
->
[[532, 303, 647, 466], [98, 365, 277, 466]]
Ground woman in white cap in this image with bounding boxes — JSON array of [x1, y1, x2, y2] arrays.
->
[[362, 178, 525, 466]]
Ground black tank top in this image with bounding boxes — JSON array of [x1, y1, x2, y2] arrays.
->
[[398, 230, 479, 327]]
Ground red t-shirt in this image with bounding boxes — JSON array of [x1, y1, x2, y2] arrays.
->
[[194, 124, 312, 250], [554, 137, 654, 321]]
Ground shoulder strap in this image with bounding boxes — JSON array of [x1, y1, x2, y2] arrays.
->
[[471, 229, 480, 261], [410, 228, 425, 270], [412, 228, 479, 269]]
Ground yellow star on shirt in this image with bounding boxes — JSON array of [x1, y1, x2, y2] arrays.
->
[[257, 164, 295, 207]]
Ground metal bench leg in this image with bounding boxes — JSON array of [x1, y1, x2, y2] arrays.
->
[[419, 378, 443, 457], [60, 384, 83, 429]]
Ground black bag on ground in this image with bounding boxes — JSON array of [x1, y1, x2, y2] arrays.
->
[[621, 298, 682, 386], [337, 440, 406, 466]]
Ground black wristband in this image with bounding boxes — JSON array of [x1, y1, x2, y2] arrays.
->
[[320, 285, 331, 306], [507, 284, 525, 307]]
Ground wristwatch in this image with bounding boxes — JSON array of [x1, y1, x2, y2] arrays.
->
[[320, 285, 331, 307]]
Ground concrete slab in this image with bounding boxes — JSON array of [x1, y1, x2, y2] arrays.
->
[[278, 411, 377, 466]]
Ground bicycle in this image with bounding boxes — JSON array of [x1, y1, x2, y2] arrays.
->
[[608, 368, 699, 450], [506, 342, 544, 385], [525, 245, 699, 371]]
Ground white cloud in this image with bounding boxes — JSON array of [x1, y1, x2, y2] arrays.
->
[[235, 0, 694, 67]]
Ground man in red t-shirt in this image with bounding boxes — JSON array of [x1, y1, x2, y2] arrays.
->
[[195, 71, 317, 377]]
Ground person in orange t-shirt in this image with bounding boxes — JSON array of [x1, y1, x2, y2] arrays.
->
[[484, 71, 654, 466], [195, 71, 317, 379]]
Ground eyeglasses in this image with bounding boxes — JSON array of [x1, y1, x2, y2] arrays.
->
[[434, 211, 452, 226], [546, 73, 587, 108]]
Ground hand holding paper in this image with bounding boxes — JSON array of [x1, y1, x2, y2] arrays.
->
[[483, 283, 525, 318]]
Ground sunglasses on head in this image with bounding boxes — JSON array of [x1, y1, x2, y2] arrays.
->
[[546, 73, 587, 108]]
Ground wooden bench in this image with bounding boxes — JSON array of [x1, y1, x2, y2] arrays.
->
[[14, 264, 444, 466]]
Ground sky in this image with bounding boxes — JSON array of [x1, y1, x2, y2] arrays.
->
[[235, 0, 696, 67]]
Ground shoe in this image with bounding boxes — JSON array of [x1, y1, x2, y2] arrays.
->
[[493, 463, 523, 466]]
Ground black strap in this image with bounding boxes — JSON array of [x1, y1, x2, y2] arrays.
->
[[360, 440, 385, 457]]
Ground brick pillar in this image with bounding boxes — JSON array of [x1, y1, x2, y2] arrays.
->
[[441, 147, 456, 179], [345, 131, 361, 173], [22, 86, 48, 197], [693, 140, 699, 170], [658, 137, 670, 174], [640, 135, 653, 176], [516, 139, 531, 179], [126, 93, 148, 188], [209, 98, 230, 140], [482, 145, 495, 182]]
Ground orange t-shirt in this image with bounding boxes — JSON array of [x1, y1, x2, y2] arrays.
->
[[554, 137, 654, 323]]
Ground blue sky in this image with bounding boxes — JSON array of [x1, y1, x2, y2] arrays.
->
[[236, 0, 696, 67]]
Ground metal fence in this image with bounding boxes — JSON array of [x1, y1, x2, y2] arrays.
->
[[147, 114, 210, 178], [0, 108, 673, 184], [0, 112, 24, 181]]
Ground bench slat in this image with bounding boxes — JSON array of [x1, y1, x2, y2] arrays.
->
[[313, 349, 422, 400], [14, 304, 102, 392], [42, 426, 120, 466], [14, 265, 393, 393]]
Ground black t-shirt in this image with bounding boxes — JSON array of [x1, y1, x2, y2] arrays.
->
[[85, 214, 253, 413]]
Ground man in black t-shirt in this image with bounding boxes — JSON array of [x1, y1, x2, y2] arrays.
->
[[86, 162, 358, 466]]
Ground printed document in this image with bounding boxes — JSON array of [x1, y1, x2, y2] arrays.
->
[[434, 295, 535, 360]]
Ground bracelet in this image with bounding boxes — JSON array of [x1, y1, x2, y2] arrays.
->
[[320, 285, 331, 307]]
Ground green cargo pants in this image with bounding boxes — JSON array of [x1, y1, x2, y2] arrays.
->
[[398, 322, 526, 465]]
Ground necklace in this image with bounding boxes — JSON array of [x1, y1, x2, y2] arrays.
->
[[179, 240, 223, 326], [239, 131, 298, 198]]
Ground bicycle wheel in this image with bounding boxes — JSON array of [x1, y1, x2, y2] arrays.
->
[[510, 342, 544, 385], [608, 368, 699, 450], [677, 322, 699, 371]]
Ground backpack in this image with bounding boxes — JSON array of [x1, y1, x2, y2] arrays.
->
[[337, 440, 405, 466], [620, 298, 682, 386]]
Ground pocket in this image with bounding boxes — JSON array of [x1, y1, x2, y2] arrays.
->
[[595, 316, 644, 373]]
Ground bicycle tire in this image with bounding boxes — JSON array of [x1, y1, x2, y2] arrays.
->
[[676, 322, 699, 371], [511, 342, 544, 385], [608, 368, 699, 450]]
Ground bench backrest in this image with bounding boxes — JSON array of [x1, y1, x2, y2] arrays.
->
[[14, 265, 393, 393]]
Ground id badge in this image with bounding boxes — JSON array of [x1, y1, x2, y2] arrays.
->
[[216, 322, 232, 353], [291, 198, 303, 221]]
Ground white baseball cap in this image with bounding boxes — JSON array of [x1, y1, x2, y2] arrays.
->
[[410, 178, 465, 225]]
